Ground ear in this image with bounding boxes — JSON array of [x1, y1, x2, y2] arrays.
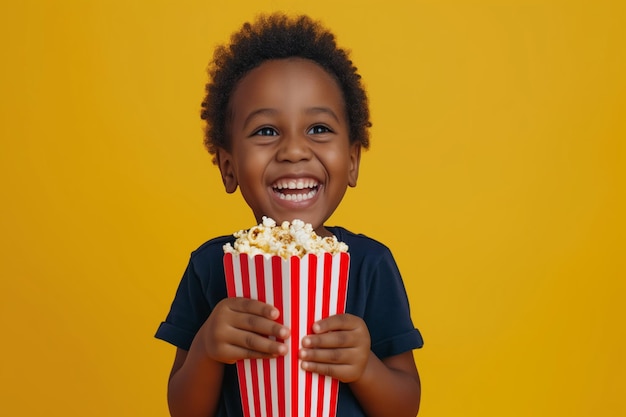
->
[[216, 148, 238, 194], [348, 143, 361, 188]]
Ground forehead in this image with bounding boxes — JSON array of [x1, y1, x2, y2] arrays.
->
[[228, 58, 346, 120]]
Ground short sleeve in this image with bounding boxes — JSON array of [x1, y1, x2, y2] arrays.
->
[[354, 246, 424, 359], [155, 259, 211, 350]]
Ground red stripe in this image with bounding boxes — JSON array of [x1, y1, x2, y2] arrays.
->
[[262, 358, 272, 416], [272, 256, 285, 417], [322, 253, 332, 322], [304, 255, 318, 417], [250, 362, 261, 417], [337, 253, 350, 314], [240, 254, 251, 298], [290, 256, 300, 417], [237, 361, 251, 417], [329, 378, 340, 417], [316, 376, 325, 417], [255, 255, 266, 302], [306, 255, 318, 334], [223, 253, 235, 297]]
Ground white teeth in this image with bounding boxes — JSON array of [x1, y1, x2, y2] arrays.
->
[[273, 179, 318, 202], [273, 179, 318, 190], [277, 189, 317, 201]]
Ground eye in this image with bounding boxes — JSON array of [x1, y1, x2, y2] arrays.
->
[[307, 125, 333, 135], [253, 127, 278, 136]]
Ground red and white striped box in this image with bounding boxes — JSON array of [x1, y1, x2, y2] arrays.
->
[[223, 252, 350, 417]]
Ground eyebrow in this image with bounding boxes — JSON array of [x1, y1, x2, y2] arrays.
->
[[243, 108, 278, 129], [306, 107, 340, 122]]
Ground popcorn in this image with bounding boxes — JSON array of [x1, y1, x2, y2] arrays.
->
[[223, 216, 348, 258]]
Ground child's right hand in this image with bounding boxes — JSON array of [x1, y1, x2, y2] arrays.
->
[[195, 297, 290, 364]]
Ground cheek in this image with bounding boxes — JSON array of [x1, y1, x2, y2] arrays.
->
[[323, 148, 353, 175], [233, 150, 268, 183]]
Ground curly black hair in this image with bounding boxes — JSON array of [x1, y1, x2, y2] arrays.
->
[[200, 13, 371, 160]]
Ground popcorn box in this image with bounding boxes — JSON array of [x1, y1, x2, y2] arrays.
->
[[224, 252, 350, 417]]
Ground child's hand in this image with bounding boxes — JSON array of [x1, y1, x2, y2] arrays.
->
[[195, 297, 290, 364], [298, 314, 371, 383]]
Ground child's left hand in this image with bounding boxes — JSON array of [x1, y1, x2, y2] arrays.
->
[[298, 313, 371, 383]]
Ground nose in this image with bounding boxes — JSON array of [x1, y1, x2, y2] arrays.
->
[[276, 131, 312, 162]]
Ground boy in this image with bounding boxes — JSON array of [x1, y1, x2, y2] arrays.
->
[[156, 13, 424, 417]]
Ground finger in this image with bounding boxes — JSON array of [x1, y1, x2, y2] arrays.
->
[[301, 330, 352, 349], [230, 312, 290, 340], [300, 361, 353, 381], [299, 346, 350, 364], [231, 332, 289, 357], [228, 298, 281, 320], [221, 341, 288, 364], [311, 314, 358, 334]]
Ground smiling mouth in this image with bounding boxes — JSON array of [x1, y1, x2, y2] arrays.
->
[[272, 178, 320, 202]]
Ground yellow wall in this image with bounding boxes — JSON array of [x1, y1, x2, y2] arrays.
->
[[1, 1, 624, 416]]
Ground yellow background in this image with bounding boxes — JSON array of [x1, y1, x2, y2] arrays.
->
[[1, 0, 624, 416]]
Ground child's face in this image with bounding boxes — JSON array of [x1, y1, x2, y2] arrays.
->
[[217, 58, 360, 236]]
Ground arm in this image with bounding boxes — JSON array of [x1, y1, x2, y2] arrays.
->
[[167, 348, 224, 417], [351, 352, 420, 417], [167, 298, 290, 417], [300, 314, 420, 417]]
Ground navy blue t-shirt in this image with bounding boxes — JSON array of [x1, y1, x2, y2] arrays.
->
[[156, 226, 423, 416]]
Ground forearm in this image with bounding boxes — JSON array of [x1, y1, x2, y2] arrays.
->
[[167, 347, 224, 417], [349, 352, 421, 417]]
